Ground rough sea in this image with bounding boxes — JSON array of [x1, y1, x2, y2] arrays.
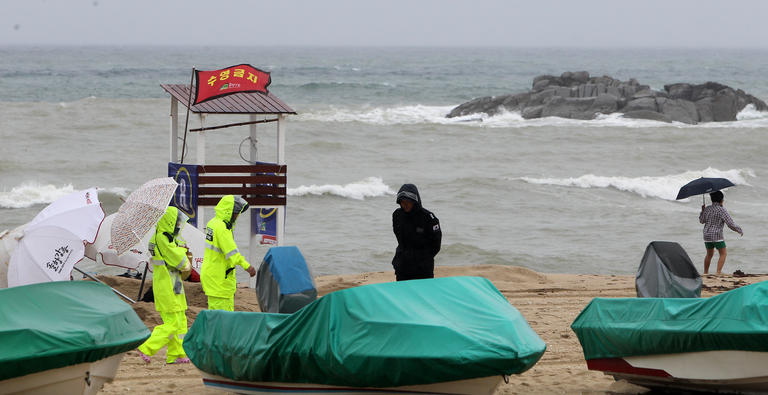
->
[[2, 46, 767, 279]]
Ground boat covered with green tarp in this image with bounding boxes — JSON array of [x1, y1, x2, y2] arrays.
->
[[572, 280, 768, 359], [184, 276, 545, 391], [571, 280, 768, 392], [0, 281, 149, 384]]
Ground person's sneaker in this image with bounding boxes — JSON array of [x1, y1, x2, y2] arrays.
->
[[137, 350, 151, 363], [168, 357, 191, 364]]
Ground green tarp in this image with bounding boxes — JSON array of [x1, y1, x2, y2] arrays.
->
[[184, 276, 545, 387], [571, 280, 768, 360], [0, 281, 150, 381]]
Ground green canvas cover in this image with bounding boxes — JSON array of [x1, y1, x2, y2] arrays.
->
[[571, 280, 768, 360], [184, 276, 545, 387], [0, 281, 150, 381]]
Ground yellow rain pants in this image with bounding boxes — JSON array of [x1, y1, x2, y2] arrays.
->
[[207, 296, 234, 311], [138, 311, 188, 363]]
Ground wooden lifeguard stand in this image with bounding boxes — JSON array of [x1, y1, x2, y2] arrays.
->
[[160, 83, 296, 265]]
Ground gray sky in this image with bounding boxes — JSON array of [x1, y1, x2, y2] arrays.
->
[[3, 0, 768, 48]]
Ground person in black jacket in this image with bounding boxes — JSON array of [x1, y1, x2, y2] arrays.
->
[[392, 184, 441, 281]]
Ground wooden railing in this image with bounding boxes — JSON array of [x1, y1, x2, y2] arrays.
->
[[196, 164, 286, 206]]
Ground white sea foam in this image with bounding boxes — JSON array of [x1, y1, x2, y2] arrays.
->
[[288, 177, 395, 200], [0, 183, 75, 209], [297, 105, 456, 125], [101, 187, 131, 198], [518, 168, 754, 201], [736, 104, 765, 120], [333, 65, 361, 71], [297, 104, 768, 129], [0, 183, 128, 209]]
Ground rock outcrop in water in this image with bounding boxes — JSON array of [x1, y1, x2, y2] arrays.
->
[[446, 71, 767, 124]]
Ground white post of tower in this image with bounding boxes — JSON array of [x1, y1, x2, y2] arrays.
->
[[196, 113, 206, 230], [276, 114, 286, 246], [248, 114, 260, 265], [169, 98, 178, 162]]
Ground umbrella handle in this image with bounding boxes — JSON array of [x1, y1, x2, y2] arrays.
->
[[137, 262, 149, 301], [73, 266, 136, 304]]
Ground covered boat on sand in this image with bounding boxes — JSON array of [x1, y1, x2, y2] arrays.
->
[[184, 276, 546, 394], [571, 281, 768, 392], [0, 281, 149, 394]]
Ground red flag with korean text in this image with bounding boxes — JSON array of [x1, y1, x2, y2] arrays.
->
[[193, 64, 271, 105]]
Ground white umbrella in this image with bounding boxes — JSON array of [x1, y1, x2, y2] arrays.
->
[[7, 188, 105, 287], [0, 224, 27, 288], [110, 177, 178, 255], [86, 212, 206, 273]]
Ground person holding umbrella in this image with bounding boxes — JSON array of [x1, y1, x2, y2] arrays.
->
[[137, 206, 192, 364], [201, 195, 256, 311], [700, 191, 743, 275]]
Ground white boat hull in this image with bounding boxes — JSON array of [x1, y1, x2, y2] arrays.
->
[[588, 350, 768, 393], [0, 353, 124, 395], [199, 371, 503, 395]]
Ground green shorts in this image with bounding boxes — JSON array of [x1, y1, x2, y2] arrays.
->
[[705, 241, 726, 249]]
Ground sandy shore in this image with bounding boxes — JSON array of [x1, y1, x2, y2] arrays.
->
[[95, 265, 768, 394]]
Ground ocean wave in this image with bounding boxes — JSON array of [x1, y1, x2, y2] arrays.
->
[[736, 104, 766, 120], [0, 183, 74, 209], [298, 81, 395, 90], [288, 177, 395, 200], [297, 105, 456, 125], [333, 65, 361, 72], [0, 67, 167, 79], [517, 168, 754, 201], [0, 183, 128, 209], [439, 243, 520, 266], [297, 104, 768, 128]]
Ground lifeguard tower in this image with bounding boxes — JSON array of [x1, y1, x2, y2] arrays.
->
[[160, 79, 296, 265]]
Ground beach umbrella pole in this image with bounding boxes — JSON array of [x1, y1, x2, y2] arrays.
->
[[137, 262, 149, 301], [72, 266, 136, 304]]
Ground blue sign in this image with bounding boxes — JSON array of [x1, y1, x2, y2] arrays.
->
[[168, 162, 198, 226], [253, 207, 277, 244]]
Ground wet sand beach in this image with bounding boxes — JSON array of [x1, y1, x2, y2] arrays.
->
[[96, 265, 768, 394]]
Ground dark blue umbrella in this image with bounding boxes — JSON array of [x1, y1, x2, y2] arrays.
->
[[676, 177, 735, 200]]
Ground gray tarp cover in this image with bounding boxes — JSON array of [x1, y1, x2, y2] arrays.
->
[[636, 241, 701, 298], [256, 246, 317, 313]]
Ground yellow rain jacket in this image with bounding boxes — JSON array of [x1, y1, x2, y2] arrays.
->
[[201, 195, 251, 298], [149, 206, 191, 313]]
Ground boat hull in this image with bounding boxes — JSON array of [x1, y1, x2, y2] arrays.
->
[[199, 371, 503, 395], [588, 350, 768, 393], [0, 353, 124, 395]]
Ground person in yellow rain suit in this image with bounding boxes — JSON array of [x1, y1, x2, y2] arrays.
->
[[201, 195, 256, 311], [137, 206, 192, 364]]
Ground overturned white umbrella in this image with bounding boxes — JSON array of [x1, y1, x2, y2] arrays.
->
[[110, 177, 179, 256], [7, 188, 104, 287]]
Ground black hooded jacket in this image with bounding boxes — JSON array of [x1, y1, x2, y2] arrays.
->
[[392, 184, 441, 280]]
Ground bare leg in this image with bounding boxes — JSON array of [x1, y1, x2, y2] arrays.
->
[[715, 247, 728, 274], [704, 248, 715, 274]]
